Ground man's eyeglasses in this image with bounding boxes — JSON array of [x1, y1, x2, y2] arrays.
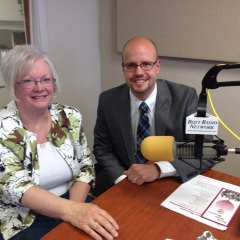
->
[[16, 78, 55, 89], [122, 60, 158, 72]]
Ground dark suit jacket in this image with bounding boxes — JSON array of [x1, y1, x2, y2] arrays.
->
[[93, 79, 215, 194]]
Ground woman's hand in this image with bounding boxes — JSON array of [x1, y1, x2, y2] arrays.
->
[[22, 187, 118, 240], [63, 201, 119, 240]]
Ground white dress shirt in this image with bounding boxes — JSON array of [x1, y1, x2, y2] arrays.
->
[[114, 83, 177, 184]]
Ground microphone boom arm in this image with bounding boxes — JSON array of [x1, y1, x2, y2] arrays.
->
[[193, 63, 240, 169]]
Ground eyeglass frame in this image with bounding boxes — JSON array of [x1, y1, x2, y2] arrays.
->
[[15, 77, 56, 89], [121, 59, 159, 72]]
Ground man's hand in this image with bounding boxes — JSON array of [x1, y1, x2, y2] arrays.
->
[[124, 164, 161, 185]]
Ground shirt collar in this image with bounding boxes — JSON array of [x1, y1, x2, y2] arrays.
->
[[130, 83, 157, 113]]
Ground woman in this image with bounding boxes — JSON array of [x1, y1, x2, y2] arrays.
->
[[0, 45, 119, 240]]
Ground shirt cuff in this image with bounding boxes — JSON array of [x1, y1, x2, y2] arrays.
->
[[114, 175, 127, 184], [155, 161, 178, 178]]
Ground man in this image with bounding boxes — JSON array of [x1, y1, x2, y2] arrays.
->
[[93, 37, 214, 196]]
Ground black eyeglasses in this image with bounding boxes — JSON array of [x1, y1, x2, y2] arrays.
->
[[122, 60, 159, 72], [16, 78, 55, 89]]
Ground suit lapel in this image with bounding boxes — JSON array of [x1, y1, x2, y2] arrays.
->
[[117, 81, 171, 163], [118, 86, 136, 164], [155, 80, 171, 135]]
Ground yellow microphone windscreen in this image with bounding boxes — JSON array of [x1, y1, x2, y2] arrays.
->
[[141, 136, 175, 162]]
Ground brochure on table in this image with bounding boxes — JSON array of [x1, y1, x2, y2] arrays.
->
[[161, 175, 240, 231]]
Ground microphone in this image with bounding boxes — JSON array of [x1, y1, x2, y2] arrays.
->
[[141, 136, 240, 162]]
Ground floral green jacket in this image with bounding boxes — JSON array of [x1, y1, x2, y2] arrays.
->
[[0, 101, 95, 240]]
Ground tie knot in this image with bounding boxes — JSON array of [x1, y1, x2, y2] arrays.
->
[[139, 102, 149, 114]]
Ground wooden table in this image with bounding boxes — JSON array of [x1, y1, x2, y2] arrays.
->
[[42, 170, 240, 240]]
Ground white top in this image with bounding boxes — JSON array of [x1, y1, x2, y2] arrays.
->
[[38, 142, 72, 196]]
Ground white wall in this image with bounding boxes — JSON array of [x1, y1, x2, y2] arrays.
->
[[44, 0, 101, 154]]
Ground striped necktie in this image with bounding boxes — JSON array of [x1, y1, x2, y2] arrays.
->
[[136, 102, 150, 164]]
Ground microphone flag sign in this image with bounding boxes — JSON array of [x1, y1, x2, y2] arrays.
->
[[185, 113, 219, 135]]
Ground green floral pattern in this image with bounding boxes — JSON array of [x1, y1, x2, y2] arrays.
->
[[0, 101, 95, 240]]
